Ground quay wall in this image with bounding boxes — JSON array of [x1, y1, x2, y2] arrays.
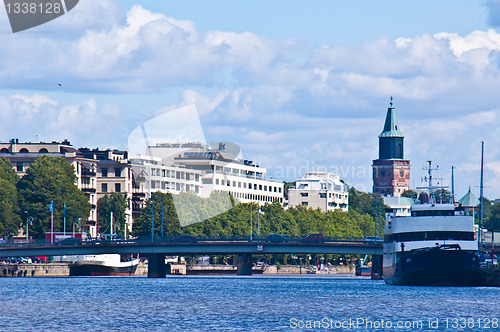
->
[[0, 263, 69, 277], [0, 262, 354, 277]]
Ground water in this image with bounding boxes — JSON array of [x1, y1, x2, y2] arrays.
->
[[1, 275, 499, 331]]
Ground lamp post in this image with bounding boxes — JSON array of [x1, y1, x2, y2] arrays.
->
[[26, 216, 33, 241], [250, 205, 253, 242]]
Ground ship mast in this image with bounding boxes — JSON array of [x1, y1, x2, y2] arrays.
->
[[479, 141, 484, 253], [423, 160, 439, 203]]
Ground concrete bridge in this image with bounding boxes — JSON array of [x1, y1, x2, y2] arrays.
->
[[0, 239, 383, 278]]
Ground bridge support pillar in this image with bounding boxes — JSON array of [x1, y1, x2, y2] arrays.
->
[[371, 255, 383, 280], [148, 253, 166, 278], [237, 254, 253, 275]]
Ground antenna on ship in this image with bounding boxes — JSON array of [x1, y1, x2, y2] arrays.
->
[[451, 166, 455, 204], [425, 161, 438, 203]]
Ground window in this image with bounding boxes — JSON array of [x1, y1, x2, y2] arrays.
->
[[216, 179, 219, 185], [301, 202, 308, 206], [16, 163, 23, 172], [115, 183, 121, 192], [202, 178, 213, 184], [101, 168, 108, 177], [300, 192, 309, 197], [102, 183, 108, 192], [115, 168, 121, 177], [319, 193, 327, 198]]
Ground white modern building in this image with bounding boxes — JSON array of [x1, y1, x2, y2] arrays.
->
[[130, 142, 284, 206], [288, 172, 348, 212], [176, 151, 283, 205]]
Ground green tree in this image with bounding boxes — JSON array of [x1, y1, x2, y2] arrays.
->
[[434, 189, 451, 203], [401, 189, 418, 200], [0, 157, 21, 237], [483, 199, 499, 231], [132, 192, 180, 238], [17, 156, 91, 238], [283, 181, 296, 200], [97, 193, 128, 237], [348, 187, 386, 224]]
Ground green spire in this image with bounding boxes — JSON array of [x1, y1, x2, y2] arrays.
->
[[379, 96, 404, 138], [458, 187, 479, 207]]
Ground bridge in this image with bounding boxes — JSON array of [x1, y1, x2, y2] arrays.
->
[[0, 238, 383, 278]]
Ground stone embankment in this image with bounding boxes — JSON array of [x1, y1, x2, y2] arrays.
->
[[0, 263, 69, 277], [0, 262, 354, 277], [159, 264, 354, 275]]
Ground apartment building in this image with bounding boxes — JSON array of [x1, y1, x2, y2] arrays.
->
[[0, 139, 98, 229], [288, 172, 348, 212], [78, 148, 133, 235]]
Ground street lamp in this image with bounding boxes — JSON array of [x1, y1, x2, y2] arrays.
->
[[26, 216, 33, 241]]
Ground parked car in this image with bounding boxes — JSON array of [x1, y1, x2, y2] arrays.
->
[[172, 235, 198, 243], [267, 234, 289, 243], [301, 234, 324, 243], [57, 237, 82, 245]]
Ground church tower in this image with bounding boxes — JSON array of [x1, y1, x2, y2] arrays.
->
[[372, 98, 410, 196]]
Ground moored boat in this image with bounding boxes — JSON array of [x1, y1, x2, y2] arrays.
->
[[383, 161, 487, 286], [69, 254, 139, 276]]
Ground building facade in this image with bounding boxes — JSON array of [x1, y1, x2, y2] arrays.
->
[[0, 139, 98, 231], [288, 172, 348, 212], [372, 99, 410, 197], [78, 148, 134, 236], [130, 143, 284, 206]]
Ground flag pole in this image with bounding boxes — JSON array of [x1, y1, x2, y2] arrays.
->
[[50, 200, 54, 244], [63, 202, 66, 237]]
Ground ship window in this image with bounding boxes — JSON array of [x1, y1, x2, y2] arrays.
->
[[411, 210, 454, 217], [387, 231, 474, 242]]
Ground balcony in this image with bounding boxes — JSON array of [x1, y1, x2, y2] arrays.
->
[[81, 170, 96, 177]]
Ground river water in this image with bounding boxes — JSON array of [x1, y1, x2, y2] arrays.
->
[[0, 275, 499, 331]]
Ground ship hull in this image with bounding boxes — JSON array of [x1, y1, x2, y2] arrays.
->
[[384, 248, 486, 286], [69, 263, 138, 276], [69, 255, 139, 276]]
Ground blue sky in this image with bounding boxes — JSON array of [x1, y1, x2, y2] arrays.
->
[[2, 0, 500, 199]]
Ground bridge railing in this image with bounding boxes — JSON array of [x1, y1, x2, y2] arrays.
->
[[0, 235, 368, 247]]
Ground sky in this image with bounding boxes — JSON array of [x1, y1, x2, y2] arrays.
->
[[2, 0, 500, 199]]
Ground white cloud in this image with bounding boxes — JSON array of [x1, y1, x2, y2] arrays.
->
[[5, 2, 500, 197]]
